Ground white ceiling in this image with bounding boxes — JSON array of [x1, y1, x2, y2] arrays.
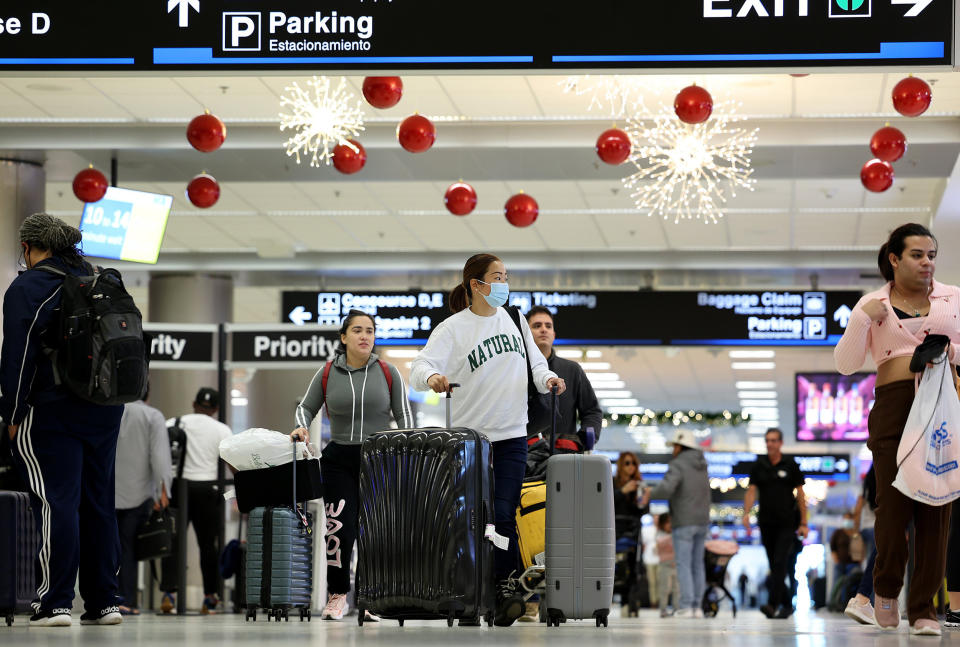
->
[[6, 70, 957, 439]]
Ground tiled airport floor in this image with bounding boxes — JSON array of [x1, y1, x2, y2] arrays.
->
[[5, 607, 960, 646]]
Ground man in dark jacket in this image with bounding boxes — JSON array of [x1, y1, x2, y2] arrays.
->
[[525, 306, 602, 448]]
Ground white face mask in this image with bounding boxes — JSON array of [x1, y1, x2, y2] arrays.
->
[[841, 520, 855, 530]]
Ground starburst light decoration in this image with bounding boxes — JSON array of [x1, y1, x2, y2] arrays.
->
[[623, 101, 758, 224], [279, 76, 365, 168]]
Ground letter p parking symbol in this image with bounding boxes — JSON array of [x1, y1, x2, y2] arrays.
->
[[223, 12, 261, 51]]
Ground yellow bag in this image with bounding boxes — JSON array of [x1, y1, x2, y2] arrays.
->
[[516, 480, 546, 569]]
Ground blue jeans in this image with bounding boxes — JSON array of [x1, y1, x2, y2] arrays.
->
[[673, 524, 708, 610], [856, 528, 876, 601], [492, 437, 527, 581]]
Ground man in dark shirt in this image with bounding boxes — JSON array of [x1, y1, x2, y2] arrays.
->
[[525, 307, 602, 447], [742, 427, 807, 619]]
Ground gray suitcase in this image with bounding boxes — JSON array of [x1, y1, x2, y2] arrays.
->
[[544, 453, 615, 627]]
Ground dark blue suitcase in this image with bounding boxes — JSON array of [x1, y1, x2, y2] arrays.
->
[[243, 442, 315, 622], [356, 387, 496, 627], [0, 491, 39, 626]]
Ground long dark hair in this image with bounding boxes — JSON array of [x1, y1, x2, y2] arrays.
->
[[337, 309, 375, 355], [449, 253, 501, 314], [878, 223, 936, 282], [19, 213, 84, 267]]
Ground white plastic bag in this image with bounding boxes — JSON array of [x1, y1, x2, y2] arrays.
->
[[892, 353, 960, 505], [219, 428, 312, 471]]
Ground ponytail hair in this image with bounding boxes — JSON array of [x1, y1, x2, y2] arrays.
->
[[877, 223, 936, 282], [19, 213, 84, 267], [450, 253, 501, 314]]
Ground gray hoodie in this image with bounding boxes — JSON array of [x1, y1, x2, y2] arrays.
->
[[648, 447, 710, 528], [295, 352, 413, 445]]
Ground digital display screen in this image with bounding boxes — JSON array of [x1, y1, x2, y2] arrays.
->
[[796, 372, 875, 442], [79, 186, 172, 264]]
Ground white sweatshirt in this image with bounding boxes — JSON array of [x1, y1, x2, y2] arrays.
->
[[410, 307, 557, 443]]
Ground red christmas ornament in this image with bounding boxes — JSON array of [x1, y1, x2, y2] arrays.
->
[[892, 77, 932, 118], [186, 112, 227, 153], [444, 182, 477, 216], [362, 76, 403, 109], [72, 167, 108, 203], [332, 140, 367, 175], [674, 85, 713, 124], [186, 174, 220, 208], [870, 126, 907, 163], [595, 128, 632, 165], [397, 114, 436, 153], [860, 159, 894, 193], [504, 193, 539, 228]]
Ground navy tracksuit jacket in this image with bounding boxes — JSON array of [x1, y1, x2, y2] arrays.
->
[[0, 256, 123, 615]]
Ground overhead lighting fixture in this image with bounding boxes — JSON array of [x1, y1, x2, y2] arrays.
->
[[740, 400, 781, 408], [736, 381, 776, 389], [385, 349, 420, 358], [579, 362, 612, 371], [279, 76, 365, 168], [731, 362, 776, 370], [585, 373, 621, 382], [737, 391, 777, 399], [586, 350, 603, 359], [623, 99, 758, 224], [606, 406, 649, 415], [589, 380, 626, 389], [741, 409, 780, 421], [729, 350, 776, 359], [601, 398, 640, 407], [594, 390, 633, 399], [556, 349, 584, 359]]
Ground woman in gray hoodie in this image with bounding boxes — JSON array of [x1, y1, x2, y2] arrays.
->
[[291, 309, 412, 621], [641, 428, 710, 618]]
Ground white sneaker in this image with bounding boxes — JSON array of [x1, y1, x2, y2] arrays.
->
[[693, 608, 704, 618], [673, 608, 695, 618], [80, 606, 123, 625], [844, 598, 874, 626], [321, 594, 348, 620], [29, 610, 72, 627]]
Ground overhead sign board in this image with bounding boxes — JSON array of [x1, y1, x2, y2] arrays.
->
[[282, 289, 862, 346], [0, 1, 950, 71], [227, 324, 341, 367], [143, 323, 217, 369]]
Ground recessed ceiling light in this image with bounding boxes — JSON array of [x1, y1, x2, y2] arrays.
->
[[600, 398, 639, 407], [737, 391, 777, 399], [580, 362, 612, 370], [729, 350, 776, 359], [736, 381, 776, 389], [585, 373, 621, 382], [740, 400, 781, 408], [556, 349, 583, 359], [385, 349, 419, 358], [590, 380, 625, 389], [595, 390, 633, 399], [586, 350, 603, 358], [731, 362, 776, 370]]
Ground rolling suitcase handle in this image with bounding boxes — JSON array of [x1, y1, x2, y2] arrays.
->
[[444, 383, 461, 428], [291, 440, 308, 527], [548, 384, 559, 456]]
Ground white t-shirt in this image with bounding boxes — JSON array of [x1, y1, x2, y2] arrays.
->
[[409, 307, 557, 443], [168, 413, 232, 481]]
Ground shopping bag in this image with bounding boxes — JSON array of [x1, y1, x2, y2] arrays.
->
[[892, 352, 960, 505], [219, 428, 311, 471]]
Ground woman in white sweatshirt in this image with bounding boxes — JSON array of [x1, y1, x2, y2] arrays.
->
[[410, 253, 565, 626]]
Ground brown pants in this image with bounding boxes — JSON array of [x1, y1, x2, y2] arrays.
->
[[868, 379, 952, 622]]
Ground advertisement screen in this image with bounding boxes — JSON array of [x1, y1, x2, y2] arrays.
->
[[796, 372, 875, 442], [79, 187, 173, 264]]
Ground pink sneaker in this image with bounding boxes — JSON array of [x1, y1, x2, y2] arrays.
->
[[910, 619, 941, 636], [321, 593, 347, 621], [874, 595, 900, 630]]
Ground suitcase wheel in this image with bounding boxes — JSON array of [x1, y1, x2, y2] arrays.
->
[[485, 612, 494, 627], [307, 609, 312, 622], [446, 613, 455, 627], [547, 610, 563, 627], [595, 614, 608, 628], [5, 614, 13, 627], [398, 618, 405, 627], [358, 608, 365, 627]]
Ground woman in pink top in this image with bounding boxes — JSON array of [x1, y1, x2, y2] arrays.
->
[[835, 223, 959, 636]]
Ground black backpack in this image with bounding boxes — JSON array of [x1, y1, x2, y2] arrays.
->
[[39, 263, 148, 405]]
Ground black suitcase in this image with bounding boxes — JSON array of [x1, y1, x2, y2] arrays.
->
[[0, 491, 40, 626], [356, 385, 496, 627]]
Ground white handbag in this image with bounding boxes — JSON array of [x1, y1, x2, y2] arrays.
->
[[892, 352, 960, 506]]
